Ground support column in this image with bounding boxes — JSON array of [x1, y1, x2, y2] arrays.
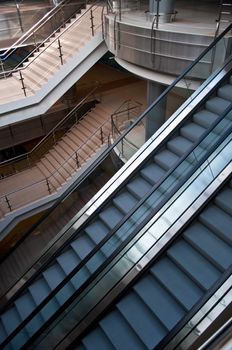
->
[[149, 0, 176, 23], [146, 81, 166, 140]]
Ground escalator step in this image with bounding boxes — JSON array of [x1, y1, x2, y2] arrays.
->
[[205, 96, 231, 115], [113, 190, 138, 214], [167, 136, 193, 156], [183, 222, 232, 270], [82, 327, 115, 350], [117, 291, 167, 349], [42, 264, 75, 305], [150, 257, 203, 310], [140, 163, 166, 185], [133, 274, 185, 331], [0, 322, 7, 343], [217, 84, 232, 101], [85, 220, 109, 244], [1, 307, 21, 335], [193, 109, 220, 128], [180, 122, 206, 142], [127, 176, 152, 199], [28, 278, 59, 322], [199, 205, 232, 245], [154, 149, 179, 170], [71, 235, 95, 259], [99, 205, 124, 229], [167, 240, 221, 290], [14, 293, 43, 335], [100, 309, 147, 350], [214, 187, 232, 215]]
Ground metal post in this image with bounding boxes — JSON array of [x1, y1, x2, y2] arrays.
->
[[90, 9, 94, 36], [15, 1, 23, 33], [32, 31, 39, 52], [75, 152, 80, 167], [46, 178, 52, 194], [52, 130, 56, 144], [0, 60, 6, 79], [119, 0, 122, 21], [19, 71, 27, 97], [57, 38, 64, 65], [156, 0, 160, 29], [5, 196, 12, 211], [100, 127, 104, 144]]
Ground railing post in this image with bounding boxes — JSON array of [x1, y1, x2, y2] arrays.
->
[[90, 9, 94, 36], [5, 195, 12, 211], [19, 71, 27, 97], [57, 38, 64, 65], [46, 178, 51, 194], [0, 59, 6, 79], [100, 127, 104, 144], [52, 130, 56, 144], [156, 0, 160, 29], [75, 152, 80, 168], [15, 2, 23, 33], [32, 31, 39, 52], [121, 138, 124, 157]]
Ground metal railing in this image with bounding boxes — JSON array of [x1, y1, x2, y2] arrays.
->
[[0, 0, 87, 69], [0, 85, 99, 178], [0, 1, 105, 96], [111, 99, 142, 159]]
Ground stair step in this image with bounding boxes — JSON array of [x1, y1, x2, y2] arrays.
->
[[184, 221, 232, 271], [214, 187, 232, 215], [205, 96, 231, 115], [140, 163, 166, 185], [154, 149, 179, 170], [113, 190, 138, 214], [199, 204, 232, 245], [56, 249, 90, 290], [71, 234, 95, 260], [1, 307, 21, 335], [42, 264, 75, 305], [150, 257, 203, 310], [82, 327, 115, 350], [117, 291, 168, 349], [99, 205, 124, 229], [180, 122, 206, 142], [167, 240, 221, 290], [133, 274, 185, 331], [28, 278, 59, 321], [217, 84, 232, 101], [193, 109, 220, 128], [14, 292, 43, 335], [85, 220, 110, 244], [167, 136, 193, 157], [100, 309, 147, 350], [127, 176, 152, 199]]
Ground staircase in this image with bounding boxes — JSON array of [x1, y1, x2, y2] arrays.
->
[[0, 2, 105, 113], [75, 177, 232, 350], [0, 67, 231, 349], [0, 103, 111, 219], [215, 0, 232, 37]]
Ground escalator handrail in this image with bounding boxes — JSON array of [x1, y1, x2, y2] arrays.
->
[[8, 131, 232, 350], [0, 0, 85, 61], [1, 108, 232, 348]]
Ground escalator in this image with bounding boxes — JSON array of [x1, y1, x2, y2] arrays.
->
[[73, 163, 232, 350], [0, 24, 232, 350]]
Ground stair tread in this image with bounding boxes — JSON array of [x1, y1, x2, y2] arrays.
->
[[217, 84, 232, 101], [167, 136, 193, 156], [127, 176, 152, 199], [100, 309, 147, 350], [82, 327, 115, 350], [150, 257, 203, 310], [167, 240, 221, 290], [113, 190, 138, 214], [140, 163, 166, 184], [199, 204, 232, 244], [206, 96, 231, 115], [184, 221, 232, 271], [180, 122, 206, 142], [99, 205, 124, 229], [117, 291, 168, 349], [193, 109, 220, 128], [154, 149, 179, 170]]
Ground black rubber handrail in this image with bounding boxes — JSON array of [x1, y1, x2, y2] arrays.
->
[[1, 107, 232, 349]]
